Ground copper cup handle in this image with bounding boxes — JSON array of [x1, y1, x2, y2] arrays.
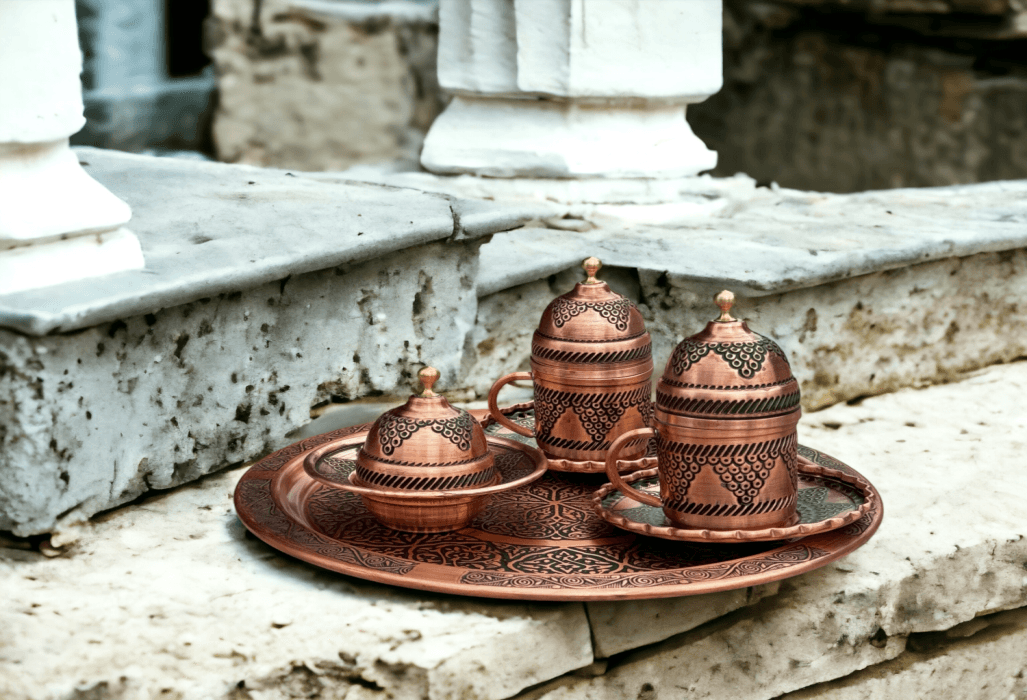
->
[[605, 428, 662, 508], [486, 372, 535, 437]]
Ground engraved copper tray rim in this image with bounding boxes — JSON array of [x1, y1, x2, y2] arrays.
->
[[479, 401, 658, 474], [593, 460, 877, 543], [233, 421, 884, 602], [303, 434, 548, 499]]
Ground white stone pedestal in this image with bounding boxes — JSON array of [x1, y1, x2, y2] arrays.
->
[[0, 0, 142, 295], [421, 0, 722, 179]]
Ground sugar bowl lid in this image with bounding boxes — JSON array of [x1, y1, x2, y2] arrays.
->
[[357, 367, 493, 485], [536, 257, 647, 342], [657, 291, 800, 419]]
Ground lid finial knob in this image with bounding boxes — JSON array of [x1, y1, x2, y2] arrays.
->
[[582, 257, 602, 285], [715, 290, 736, 322], [418, 366, 440, 397]]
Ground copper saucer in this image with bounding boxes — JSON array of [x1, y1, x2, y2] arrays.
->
[[480, 402, 658, 474], [593, 449, 877, 543], [234, 427, 883, 601], [303, 432, 548, 499]]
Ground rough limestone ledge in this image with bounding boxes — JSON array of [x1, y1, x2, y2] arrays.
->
[[779, 607, 1027, 699], [519, 361, 1027, 700], [0, 149, 548, 537], [3, 362, 1025, 699], [0, 464, 769, 700], [464, 178, 1027, 409]]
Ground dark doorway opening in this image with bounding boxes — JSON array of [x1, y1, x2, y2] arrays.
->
[[166, 0, 211, 77]]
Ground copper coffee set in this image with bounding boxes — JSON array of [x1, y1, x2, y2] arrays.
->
[[295, 257, 877, 542], [236, 256, 881, 600]]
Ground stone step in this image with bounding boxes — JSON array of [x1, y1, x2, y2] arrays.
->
[[2, 357, 1023, 699], [779, 607, 1027, 700], [3, 147, 1025, 538], [459, 177, 1027, 410], [518, 361, 1027, 700], [0, 148, 551, 537]]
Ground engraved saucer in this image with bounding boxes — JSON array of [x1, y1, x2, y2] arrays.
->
[[303, 431, 548, 530], [593, 447, 878, 543]]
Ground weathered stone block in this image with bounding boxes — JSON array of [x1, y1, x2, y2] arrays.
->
[[209, 0, 443, 171], [780, 607, 1027, 699], [690, 1, 1027, 192], [639, 247, 1027, 410], [0, 240, 478, 537], [0, 149, 547, 537]]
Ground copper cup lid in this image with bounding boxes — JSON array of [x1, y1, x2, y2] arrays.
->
[[535, 257, 648, 342], [658, 291, 800, 418], [359, 367, 491, 472]]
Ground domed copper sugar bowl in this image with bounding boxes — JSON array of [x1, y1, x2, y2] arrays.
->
[[488, 257, 654, 473], [605, 291, 801, 531], [304, 367, 547, 533]]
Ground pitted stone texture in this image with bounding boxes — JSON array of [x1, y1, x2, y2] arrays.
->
[[467, 218, 1027, 410], [209, 0, 442, 171], [0, 469, 593, 700], [0, 240, 480, 537], [527, 361, 1027, 700], [639, 247, 1027, 410], [779, 606, 1027, 699]]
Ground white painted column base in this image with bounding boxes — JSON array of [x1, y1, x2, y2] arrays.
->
[[421, 96, 717, 179], [0, 227, 143, 295], [0, 139, 143, 294], [0, 140, 132, 244]]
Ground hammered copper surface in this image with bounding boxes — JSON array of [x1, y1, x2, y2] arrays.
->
[[233, 413, 883, 601], [487, 258, 654, 472], [595, 455, 877, 543], [642, 291, 802, 530]]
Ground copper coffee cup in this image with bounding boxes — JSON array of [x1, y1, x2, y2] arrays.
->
[[487, 258, 654, 469], [604, 291, 801, 531]]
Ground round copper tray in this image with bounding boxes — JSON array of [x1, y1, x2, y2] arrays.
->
[[234, 421, 883, 601], [479, 402, 658, 474], [593, 458, 876, 543]]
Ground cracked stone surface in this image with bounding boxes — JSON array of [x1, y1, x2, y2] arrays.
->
[[780, 607, 1027, 699], [521, 361, 1027, 700], [0, 468, 592, 700]]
